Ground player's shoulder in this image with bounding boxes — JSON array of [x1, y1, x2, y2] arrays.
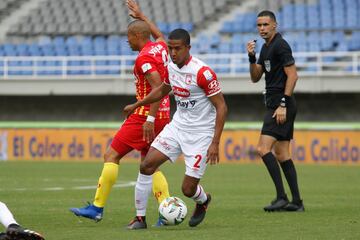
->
[[275, 34, 291, 47], [188, 56, 211, 72]]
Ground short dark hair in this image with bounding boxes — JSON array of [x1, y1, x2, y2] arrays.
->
[[257, 10, 277, 22], [168, 28, 190, 45]]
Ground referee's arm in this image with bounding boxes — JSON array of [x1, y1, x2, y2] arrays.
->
[[249, 63, 263, 83], [283, 64, 298, 96], [247, 40, 263, 82]]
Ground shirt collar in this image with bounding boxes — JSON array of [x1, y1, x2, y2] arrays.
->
[[184, 56, 192, 66]]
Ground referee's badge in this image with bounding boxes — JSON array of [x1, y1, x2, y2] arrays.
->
[[264, 60, 271, 72]]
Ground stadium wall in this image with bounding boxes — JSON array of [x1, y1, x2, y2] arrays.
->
[[1, 93, 360, 121], [0, 123, 359, 164]]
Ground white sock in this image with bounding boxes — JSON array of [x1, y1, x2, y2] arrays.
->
[[191, 185, 208, 204], [135, 173, 153, 216], [0, 201, 18, 228]]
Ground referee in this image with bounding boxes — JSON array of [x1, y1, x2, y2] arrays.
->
[[246, 10, 304, 212]]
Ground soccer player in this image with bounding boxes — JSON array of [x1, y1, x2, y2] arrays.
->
[[246, 10, 304, 212], [124, 0, 228, 229], [0, 201, 44, 240], [69, 10, 172, 224]]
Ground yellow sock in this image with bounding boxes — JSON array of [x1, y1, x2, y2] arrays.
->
[[152, 171, 170, 204], [93, 162, 119, 208]]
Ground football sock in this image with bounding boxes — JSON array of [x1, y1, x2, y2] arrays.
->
[[280, 159, 301, 203], [191, 185, 207, 204], [93, 162, 119, 208], [152, 171, 170, 204], [135, 173, 153, 216], [0, 201, 18, 228], [262, 152, 286, 199]]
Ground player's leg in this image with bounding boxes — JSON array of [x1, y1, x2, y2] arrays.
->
[[70, 142, 132, 221], [180, 132, 212, 227], [151, 118, 171, 205], [274, 141, 304, 211], [182, 176, 211, 227], [257, 134, 288, 211], [127, 147, 169, 230], [0, 202, 44, 240], [128, 123, 181, 229], [0, 202, 18, 229]]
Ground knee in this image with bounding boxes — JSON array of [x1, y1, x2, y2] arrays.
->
[[140, 160, 156, 175], [181, 184, 196, 198], [104, 151, 118, 164], [257, 145, 270, 157], [274, 151, 289, 162]]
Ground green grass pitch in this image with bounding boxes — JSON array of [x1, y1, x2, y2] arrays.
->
[[0, 161, 359, 240]]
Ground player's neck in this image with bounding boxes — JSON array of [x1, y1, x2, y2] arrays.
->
[[138, 40, 151, 51], [265, 32, 277, 45], [177, 55, 191, 69]]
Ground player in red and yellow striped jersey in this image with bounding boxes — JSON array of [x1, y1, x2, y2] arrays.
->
[[70, 12, 171, 224]]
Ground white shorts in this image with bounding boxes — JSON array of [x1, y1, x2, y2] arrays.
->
[[151, 123, 213, 179]]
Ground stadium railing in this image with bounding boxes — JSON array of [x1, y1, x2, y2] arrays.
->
[[0, 51, 359, 79]]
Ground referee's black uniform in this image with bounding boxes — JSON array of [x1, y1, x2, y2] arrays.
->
[[257, 33, 297, 140]]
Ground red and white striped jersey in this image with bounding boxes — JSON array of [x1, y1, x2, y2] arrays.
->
[[165, 56, 221, 132]]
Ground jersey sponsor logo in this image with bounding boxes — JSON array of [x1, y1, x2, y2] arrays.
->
[[176, 100, 196, 108], [185, 74, 192, 85], [141, 63, 152, 73], [154, 136, 171, 151], [203, 70, 213, 81], [208, 80, 220, 89], [264, 60, 271, 72], [172, 86, 190, 97], [149, 44, 164, 56]]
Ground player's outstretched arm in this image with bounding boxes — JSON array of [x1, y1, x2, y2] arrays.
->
[[123, 83, 172, 117], [207, 93, 228, 165], [126, 0, 166, 43]]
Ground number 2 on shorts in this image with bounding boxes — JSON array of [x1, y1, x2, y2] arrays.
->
[[193, 154, 202, 169]]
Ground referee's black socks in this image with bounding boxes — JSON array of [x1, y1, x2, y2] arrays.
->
[[262, 152, 286, 200], [280, 159, 301, 204]]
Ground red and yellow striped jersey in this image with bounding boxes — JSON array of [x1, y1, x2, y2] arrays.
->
[[133, 41, 170, 119]]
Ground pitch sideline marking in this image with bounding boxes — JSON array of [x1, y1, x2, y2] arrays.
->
[[0, 181, 136, 192]]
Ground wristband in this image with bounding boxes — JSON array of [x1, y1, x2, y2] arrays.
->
[[280, 95, 291, 108], [146, 115, 155, 123], [248, 54, 256, 64]]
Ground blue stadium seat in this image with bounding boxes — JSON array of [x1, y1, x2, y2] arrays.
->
[[28, 44, 42, 56]]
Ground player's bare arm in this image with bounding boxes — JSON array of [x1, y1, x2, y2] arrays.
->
[[272, 64, 298, 125], [142, 71, 163, 143], [123, 83, 172, 117], [126, 0, 166, 43], [247, 40, 263, 82], [206, 93, 228, 165]]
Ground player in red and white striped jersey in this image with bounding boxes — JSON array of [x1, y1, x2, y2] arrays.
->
[[124, 0, 228, 229]]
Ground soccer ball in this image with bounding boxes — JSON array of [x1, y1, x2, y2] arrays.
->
[[158, 196, 187, 225]]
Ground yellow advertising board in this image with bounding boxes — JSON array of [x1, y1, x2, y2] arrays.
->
[[0, 128, 359, 164], [0, 129, 140, 162], [221, 130, 360, 164]]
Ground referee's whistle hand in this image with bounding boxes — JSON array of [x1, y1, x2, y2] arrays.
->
[[247, 40, 256, 55]]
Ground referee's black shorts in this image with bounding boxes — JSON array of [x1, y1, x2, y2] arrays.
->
[[261, 95, 297, 141]]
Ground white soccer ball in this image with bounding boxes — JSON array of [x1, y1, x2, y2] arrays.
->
[[158, 196, 187, 225]]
